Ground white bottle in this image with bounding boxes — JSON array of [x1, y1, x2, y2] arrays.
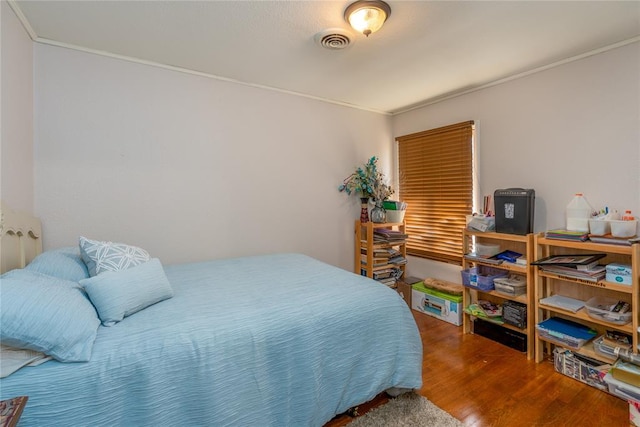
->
[[622, 210, 635, 221], [566, 193, 592, 232]]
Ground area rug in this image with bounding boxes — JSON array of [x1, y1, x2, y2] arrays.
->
[[348, 393, 463, 427]]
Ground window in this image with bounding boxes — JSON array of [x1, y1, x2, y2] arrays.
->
[[396, 121, 474, 265]]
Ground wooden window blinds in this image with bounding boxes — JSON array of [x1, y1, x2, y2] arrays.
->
[[396, 121, 474, 265]]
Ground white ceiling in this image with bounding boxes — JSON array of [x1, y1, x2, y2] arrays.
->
[[10, 0, 640, 114]]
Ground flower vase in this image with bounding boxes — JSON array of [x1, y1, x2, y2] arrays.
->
[[371, 201, 386, 223], [360, 198, 370, 223]]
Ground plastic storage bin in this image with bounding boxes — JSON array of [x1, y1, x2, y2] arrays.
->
[[493, 275, 527, 297], [610, 219, 638, 238], [585, 296, 632, 325], [612, 359, 640, 387], [553, 347, 608, 390], [588, 219, 610, 236], [476, 243, 500, 256], [604, 372, 640, 403], [461, 266, 508, 291], [593, 336, 619, 360], [536, 317, 596, 349]]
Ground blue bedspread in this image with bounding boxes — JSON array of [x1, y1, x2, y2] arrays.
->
[[0, 254, 422, 426]]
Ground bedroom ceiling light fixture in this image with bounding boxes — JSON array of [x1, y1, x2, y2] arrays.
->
[[344, 0, 391, 37]]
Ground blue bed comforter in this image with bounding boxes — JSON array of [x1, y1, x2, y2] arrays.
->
[[0, 253, 422, 426]]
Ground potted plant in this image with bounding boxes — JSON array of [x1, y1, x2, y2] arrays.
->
[[339, 156, 393, 223]]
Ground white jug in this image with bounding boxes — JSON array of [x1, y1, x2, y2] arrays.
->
[[566, 193, 592, 232]]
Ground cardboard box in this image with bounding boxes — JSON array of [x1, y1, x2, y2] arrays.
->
[[396, 281, 412, 306], [411, 282, 462, 326], [396, 277, 422, 307], [606, 263, 632, 285]]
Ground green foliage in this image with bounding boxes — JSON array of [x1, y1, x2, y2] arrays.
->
[[338, 156, 393, 201]]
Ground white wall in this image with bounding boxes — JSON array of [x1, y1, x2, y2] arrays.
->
[[29, 37, 640, 280], [1, 0, 34, 212], [393, 42, 640, 282], [34, 44, 392, 270]]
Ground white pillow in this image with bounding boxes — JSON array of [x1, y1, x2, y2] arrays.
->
[[79, 236, 151, 276]]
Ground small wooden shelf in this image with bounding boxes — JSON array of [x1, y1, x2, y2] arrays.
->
[[355, 220, 407, 288], [537, 303, 634, 334], [534, 233, 640, 365], [461, 229, 535, 360]]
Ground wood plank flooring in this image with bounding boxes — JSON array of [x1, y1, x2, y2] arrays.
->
[[326, 311, 629, 426]]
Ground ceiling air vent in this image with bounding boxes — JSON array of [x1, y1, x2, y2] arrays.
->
[[315, 29, 352, 50]]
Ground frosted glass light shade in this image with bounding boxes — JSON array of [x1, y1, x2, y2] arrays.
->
[[344, 1, 391, 37]]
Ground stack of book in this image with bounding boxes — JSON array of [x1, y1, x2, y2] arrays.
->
[[360, 249, 386, 267], [373, 228, 409, 245], [360, 228, 409, 288], [532, 253, 607, 282], [464, 300, 505, 324], [360, 266, 403, 287], [388, 249, 407, 266], [360, 248, 406, 267], [545, 229, 589, 242], [588, 234, 633, 246]]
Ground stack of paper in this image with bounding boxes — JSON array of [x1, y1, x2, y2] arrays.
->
[[536, 317, 597, 349], [539, 295, 586, 313]]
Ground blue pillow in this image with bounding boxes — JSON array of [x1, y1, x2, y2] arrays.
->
[[25, 246, 90, 282], [0, 269, 100, 362], [79, 236, 151, 277], [80, 258, 174, 326]]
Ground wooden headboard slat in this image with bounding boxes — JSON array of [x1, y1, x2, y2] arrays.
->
[[0, 203, 43, 274]]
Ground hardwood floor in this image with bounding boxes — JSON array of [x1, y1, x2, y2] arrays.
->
[[326, 311, 629, 426]]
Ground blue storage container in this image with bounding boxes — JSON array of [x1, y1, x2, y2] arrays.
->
[[461, 266, 508, 291]]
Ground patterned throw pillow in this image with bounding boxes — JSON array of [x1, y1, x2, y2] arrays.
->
[[79, 236, 151, 277]]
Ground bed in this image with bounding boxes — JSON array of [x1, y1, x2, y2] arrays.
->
[[0, 203, 423, 426]]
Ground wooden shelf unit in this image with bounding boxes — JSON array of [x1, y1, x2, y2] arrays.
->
[[533, 234, 640, 363], [462, 230, 535, 360], [354, 220, 407, 286]]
